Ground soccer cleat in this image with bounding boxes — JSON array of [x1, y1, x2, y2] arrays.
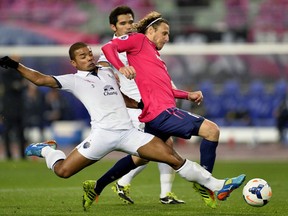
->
[[216, 174, 246, 201], [25, 140, 57, 157], [160, 192, 185, 204], [82, 180, 98, 211], [193, 182, 217, 208], [112, 182, 134, 204]]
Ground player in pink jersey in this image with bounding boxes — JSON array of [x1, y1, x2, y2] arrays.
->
[[98, 6, 184, 205], [101, 11, 221, 208]]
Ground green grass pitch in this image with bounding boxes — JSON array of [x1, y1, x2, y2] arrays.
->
[[0, 159, 287, 216]]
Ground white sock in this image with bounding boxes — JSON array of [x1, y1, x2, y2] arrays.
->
[[176, 159, 224, 191], [41, 147, 66, 170], [118, 164, 147, 186], [158, 163, 175, 198]]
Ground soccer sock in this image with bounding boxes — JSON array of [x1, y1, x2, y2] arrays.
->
[[200, 139, 218, 173], [95, 155, 137, 195], [158, 162, 175, 198], [42, 147, 66, 170], [118, 164, 147, 186], [176, 159, 224, 191]]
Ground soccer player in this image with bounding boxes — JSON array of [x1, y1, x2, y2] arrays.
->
[[101, 11, 221, 208], [0, 44, 245, 212], [97, 5, 184, 204]]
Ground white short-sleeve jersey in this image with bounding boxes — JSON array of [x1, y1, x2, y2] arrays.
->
[[54, 67, 133, 130], [98, 36, 144, 130]]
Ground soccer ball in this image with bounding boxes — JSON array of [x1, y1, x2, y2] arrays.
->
[[242, 178, 272, 207]]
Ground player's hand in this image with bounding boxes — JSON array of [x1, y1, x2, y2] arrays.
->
[[188, 91, 203, 105], [137, 99, 144, 109], [118, 66, 136, 80], [0, 56, 19, 69]]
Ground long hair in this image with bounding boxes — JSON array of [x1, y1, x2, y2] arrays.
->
[[133, 11, 169, 34]]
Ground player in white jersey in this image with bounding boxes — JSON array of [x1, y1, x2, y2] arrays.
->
[[0, 43, 246, 212], [97, 6, 184, 204]]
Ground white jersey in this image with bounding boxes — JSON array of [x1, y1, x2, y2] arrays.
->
[[54, 67, 133, 130], [98, 35, 144, 130]]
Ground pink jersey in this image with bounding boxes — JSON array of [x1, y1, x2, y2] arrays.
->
[[102, 33, 188, 122]]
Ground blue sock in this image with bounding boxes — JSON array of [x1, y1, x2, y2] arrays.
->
[[200, 139, 218, 173], [95, 155, 137, 195]]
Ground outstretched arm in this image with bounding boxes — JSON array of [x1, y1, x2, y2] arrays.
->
[[0, 56, 59, 88]]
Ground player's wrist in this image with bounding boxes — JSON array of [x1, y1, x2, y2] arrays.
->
[[137, 100, 144, 109], [0, 56, 19, 69]]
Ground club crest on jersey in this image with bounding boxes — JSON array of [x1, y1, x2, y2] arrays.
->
[[83, 141, 91, 149], [103, 85, 118, 96], [119, 35, 128, 40]]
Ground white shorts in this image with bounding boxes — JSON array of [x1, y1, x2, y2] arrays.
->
[[127, 108, 145, 131], [76, 127, 154, 160]]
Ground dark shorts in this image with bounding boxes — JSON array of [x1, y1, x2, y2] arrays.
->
[[145, 107, 205, 142]]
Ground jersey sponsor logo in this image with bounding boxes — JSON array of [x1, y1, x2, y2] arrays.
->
[[103, 85, 118, 96], [119, 35, 128, 40]]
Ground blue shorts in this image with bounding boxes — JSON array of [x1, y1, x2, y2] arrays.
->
[[144, 107, 205, 142]]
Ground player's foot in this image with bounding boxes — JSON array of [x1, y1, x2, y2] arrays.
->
[[216, 174, 246, 201], [160, 192, 185, 204], [83, 180, 98, 211], [25, 140, 57, 157], [112, 182, 134, 204], [193, 182, 217, 208]]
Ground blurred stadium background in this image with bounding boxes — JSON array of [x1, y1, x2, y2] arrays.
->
[[0, 0, 288, 160]]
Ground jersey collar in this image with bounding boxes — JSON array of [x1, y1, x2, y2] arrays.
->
[[76, 70, 96, 77]]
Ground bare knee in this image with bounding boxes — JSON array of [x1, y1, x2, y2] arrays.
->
[[199, 119, 220, 141], [209, 123, 220, 140], [53, 163, 73, 178]]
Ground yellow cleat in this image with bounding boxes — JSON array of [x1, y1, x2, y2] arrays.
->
[[193, 182, 217, 208], [82, 180, 98, 211], [111, 182, 134, 204]]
